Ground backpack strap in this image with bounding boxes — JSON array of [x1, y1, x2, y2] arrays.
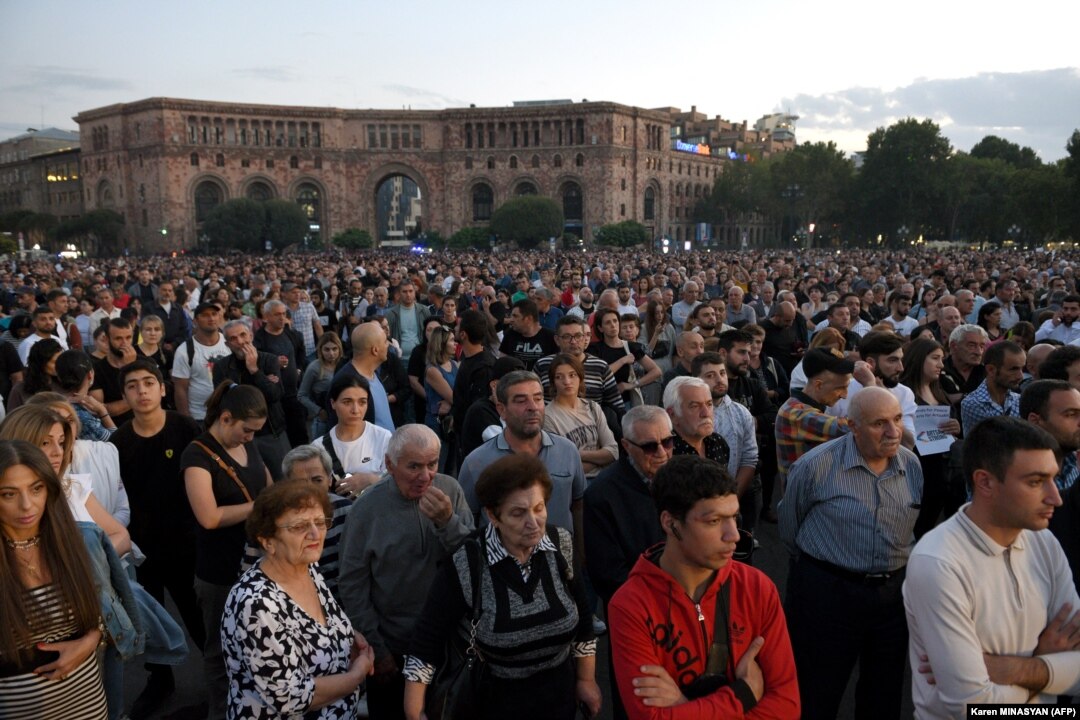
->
[[321, 432, 346, 482], [186, 336, 196, 366]]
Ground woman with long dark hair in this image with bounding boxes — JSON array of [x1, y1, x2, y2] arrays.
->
[[977, 301, 1004, 342], [588, 307, 660, 409], [5, 338, 63, 412], [900, 338, 963, 538], [641, 298, 677, 374], [0, 440, 107, 719]]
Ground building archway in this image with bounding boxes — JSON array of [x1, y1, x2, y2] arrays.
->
[[292, 179, 326, 245], [242, 177, 277, 202], [471, 181, 494, 222], [362, 164, 431, 248], [560, 180, 583, 240], [513, 179, 539, 196], [188, 174, 230, 249]]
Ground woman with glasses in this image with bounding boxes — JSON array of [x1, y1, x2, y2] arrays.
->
[[222, 480, 374, 720]]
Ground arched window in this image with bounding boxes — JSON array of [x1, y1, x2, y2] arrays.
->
[[531, 154, 540, 169], [246, 181, 274, 202], [190, 153, 199, 167], [289, 156, 299, 169], [515, 182, 538, 196], [472, 183, 493, 221], [487, 156, 495, 170], [97, 180, 114, 208], [314, 157, 323, 169], [562, 182, 582, 222], [509, 156, 519, 169], [465, 157, 473, 170], [295, 183, 320, 222], [644, 187, 656, 221], [553, 154, 563, 168], [215, 153, 224, 167], [194, 181, 222, 223], [575, 153, 584, 167]]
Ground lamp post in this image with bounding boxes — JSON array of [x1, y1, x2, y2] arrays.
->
[[1008, 224, 1021, 246], [897, 225, 909, 248]]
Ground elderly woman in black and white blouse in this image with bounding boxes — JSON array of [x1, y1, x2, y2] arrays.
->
[[221, 480, 374, 720]]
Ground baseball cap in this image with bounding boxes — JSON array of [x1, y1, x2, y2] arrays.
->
[[802, 348, 855, 379], [194, 301, 222, 317], [492, 355, 526, 380]]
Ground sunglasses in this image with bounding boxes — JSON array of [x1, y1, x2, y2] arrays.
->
[[625, 436, 676, 455]]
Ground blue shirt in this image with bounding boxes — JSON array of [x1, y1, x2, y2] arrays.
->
[[538, 306, 564, 332], [366, 372, 395, 432], [779, 432, 923, 574], [457, 430, 585, 533], [960, 380, 1020, 436]]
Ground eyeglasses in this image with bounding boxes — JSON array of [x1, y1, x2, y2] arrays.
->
[[624, 436, 676, 455], [277, 517, 334, 535], [558, 333, 586, 342]]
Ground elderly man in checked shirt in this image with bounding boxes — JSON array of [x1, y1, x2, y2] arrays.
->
[[779, 386, 924, 720]]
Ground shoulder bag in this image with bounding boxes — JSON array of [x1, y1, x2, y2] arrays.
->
[[427, 536, 489, 720]]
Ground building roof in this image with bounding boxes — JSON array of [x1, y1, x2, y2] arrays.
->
[[2, 127, 80, 143]]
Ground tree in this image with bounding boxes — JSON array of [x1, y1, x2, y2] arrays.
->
[[765, 142, 854, 246], [332, 228, 374, 250], [54, 209, 125, 256], [595, 220, 650, 248], [448, 226, 489, 249], [489, 196, 563, 249], [855, 118, 953, 243], [1010, 164, 1071, 243], [264, 199, 309, 250], [203, 199, 265, 251], [1066, 130, 1080, 239], [970, 135, 1041, 169]]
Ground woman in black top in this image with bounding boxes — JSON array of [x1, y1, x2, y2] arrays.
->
[[181, 382, 271, 720], [587, 307, 660, 408], [900, 338, 963, 538]]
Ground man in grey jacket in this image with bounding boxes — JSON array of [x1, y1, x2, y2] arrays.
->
[[339, 424, 473, 720]]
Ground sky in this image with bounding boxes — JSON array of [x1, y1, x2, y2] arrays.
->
[[2, 0, 1079, 162]]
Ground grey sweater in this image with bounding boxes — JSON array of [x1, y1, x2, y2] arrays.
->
[[338, 473, 473, 658]]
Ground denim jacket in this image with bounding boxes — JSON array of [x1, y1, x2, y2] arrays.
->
[[78, 521, 143, 660]]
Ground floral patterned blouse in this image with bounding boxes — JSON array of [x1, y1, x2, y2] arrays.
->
[[221, 562, 359, 720]]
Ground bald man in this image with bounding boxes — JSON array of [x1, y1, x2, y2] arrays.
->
[[780, 387, 923, 720], [327, 321, 395, 431], [762, 301, 806, 376]]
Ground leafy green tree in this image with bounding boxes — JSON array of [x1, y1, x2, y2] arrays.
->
[[264, 199, 309, 250], [0, 235, 17, 255], [489, 196, 563, 249], [54, 210, 125, 256], [1010, 164, 1071, 243], [765, 142, 854, 247], [448, 226, 490, 249], [332, 228, 374, 250], [0, 210, 34, 235], [595, 220, 650, 248], [203, 199, 265, 251], [970, 135, 1041, 169], [855, 118, 952, 243], [1065, 130, 1080, 238]]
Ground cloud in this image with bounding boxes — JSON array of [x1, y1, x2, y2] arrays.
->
[[3, 66, 133, 94], [381, 84, 468, 109], [780, 68, 1080, 161], [232, 66, 296, 82]]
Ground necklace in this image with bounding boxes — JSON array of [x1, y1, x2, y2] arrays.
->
[[5, 535, 41, 550]]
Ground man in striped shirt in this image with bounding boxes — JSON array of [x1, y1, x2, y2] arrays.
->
[[779, 386, 924, 720], [533, 315, 624, 415]]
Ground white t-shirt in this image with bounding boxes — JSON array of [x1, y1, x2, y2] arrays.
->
[[314, 422, 392, 477], [171, 334, 228, 420], [18, 332, 68, 365], [827, 378, 918, 436], [66, 473, 95, 524], [884, 314, 919, 337]]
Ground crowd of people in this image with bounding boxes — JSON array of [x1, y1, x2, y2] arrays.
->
[[0, 243, 1078, 720]]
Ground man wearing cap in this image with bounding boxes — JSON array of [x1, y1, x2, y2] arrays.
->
[[774, 348, 871, 492], [780, 387, 923, 720], [172, 302, 228, 424]]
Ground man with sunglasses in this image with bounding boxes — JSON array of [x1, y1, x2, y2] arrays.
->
[[608, 454, 799, 719]]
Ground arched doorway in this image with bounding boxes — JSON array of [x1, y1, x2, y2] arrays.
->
[[561, 181, 583, 240], [471, 183, 494, 222], [514, 181, 538, 196], [375, 174, 422, 247], [245, 180, 275, 202], [295, 182, 323, 246]]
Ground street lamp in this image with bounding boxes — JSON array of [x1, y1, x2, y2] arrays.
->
[[897, 225, 909, 248], [1008, 224, 1021, 245]]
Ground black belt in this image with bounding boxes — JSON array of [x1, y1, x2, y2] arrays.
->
[[801, 554, 905, 586]]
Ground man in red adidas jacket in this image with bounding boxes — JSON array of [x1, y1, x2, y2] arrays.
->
[[608, 454, 799, 719]]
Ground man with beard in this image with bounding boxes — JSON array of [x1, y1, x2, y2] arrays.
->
[[456, 370, 586, 540], [813, 302, 861, 352], [828, 331, 917, 446], [693, 352, 757, 518], [961, 340, 1025, 434], [534, 314, 624, 417], [254, 299, 309, 447], [903, 417, 1080, 716], [761, 301, 805, 377], [18, 304, 67, 364], [1035, 294, 1080, 344], [499, 298, 558, 371], [90, 317, 141, 426], [566, 285, 597, 319], [1022, 380, 1080, 595], [615, 282, 637, 317], [664, 376, 731, 468]]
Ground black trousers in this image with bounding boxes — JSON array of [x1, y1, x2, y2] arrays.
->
[[367, 658, 406, 720], [785, 556, 908, 720], [136, 541, 205, 652], [282, 395, 310, 448]]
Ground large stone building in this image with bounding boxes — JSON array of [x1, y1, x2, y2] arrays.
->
[[0, 128, 83, 219], [63, 97, 793, 253]]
